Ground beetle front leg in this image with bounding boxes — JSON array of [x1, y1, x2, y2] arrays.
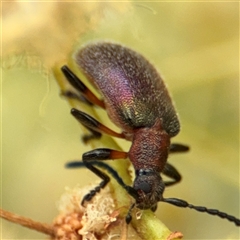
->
[[82, 148, 128, 204], [81, 162, 110, 204], [162, 162, 181, 187]]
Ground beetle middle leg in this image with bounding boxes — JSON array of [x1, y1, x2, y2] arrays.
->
[[61, 90, 94, 106], [71, 108, 125, 143], [169, 143, 189, 153], [81, 148, 128, 204], [81, 126, 102, 143]]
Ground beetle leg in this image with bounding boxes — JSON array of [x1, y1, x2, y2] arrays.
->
[[169, 143, 189, 153], [81, 126, 102, 143], [162, 162, 181, 186], [81, 148, 128, 204], [71, 108, 125, 141], [61, 90, 94, 106], [81, 161, 110, 204], [61, 65, 105, 108], [83, 148, 128, 162], [66, 159, 139, 223]]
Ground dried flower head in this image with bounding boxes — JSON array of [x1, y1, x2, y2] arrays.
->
[[53, 185, 120, 240]]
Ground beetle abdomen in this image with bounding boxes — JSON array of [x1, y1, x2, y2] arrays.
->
[[75, 42, 180, 137]]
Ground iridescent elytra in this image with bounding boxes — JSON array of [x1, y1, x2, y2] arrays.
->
[[61, 41, 240, 226]]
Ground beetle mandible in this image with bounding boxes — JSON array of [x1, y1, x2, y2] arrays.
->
[[61, 41, 240, 226]]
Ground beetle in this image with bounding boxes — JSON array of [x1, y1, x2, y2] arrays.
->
[[60, 41, 240, 226]]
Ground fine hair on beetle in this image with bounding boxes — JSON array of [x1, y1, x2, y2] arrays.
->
[[61, 41, 240, 227]]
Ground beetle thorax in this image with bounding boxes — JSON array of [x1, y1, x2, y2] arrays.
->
[[128, 119, 170, 172]]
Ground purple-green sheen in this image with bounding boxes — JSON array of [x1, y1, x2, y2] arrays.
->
[[75, 42, 179, 137]]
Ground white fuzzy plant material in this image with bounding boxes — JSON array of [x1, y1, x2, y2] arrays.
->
[[53, 184, 118, 240]]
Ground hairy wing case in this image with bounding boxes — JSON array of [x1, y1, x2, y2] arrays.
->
[[75, 42, 180, 137]]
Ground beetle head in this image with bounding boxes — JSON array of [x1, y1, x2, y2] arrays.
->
[[133, 169, 165, 210]]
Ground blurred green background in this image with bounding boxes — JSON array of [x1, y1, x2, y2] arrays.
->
[[2, 2, 239, 239]]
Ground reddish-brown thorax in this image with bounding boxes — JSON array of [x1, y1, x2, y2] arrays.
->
[[128, 119, 170, 172]]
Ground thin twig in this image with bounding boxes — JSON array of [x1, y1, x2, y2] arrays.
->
[[0, 208, 55, 237]]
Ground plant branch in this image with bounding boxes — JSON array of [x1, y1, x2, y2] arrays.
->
[[0, 208, 54, 237]]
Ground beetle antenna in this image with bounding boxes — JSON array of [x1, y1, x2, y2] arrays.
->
[[66, 160, 138, 199], [162, 197, 240, 226], [66, 160, 126, 186]]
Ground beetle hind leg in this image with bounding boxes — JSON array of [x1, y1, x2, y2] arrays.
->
[[61, 65, 105, 108], [61, 66, 126, 143]]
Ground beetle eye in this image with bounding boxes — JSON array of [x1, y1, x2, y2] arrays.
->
[[138, 182, 151, 194]]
